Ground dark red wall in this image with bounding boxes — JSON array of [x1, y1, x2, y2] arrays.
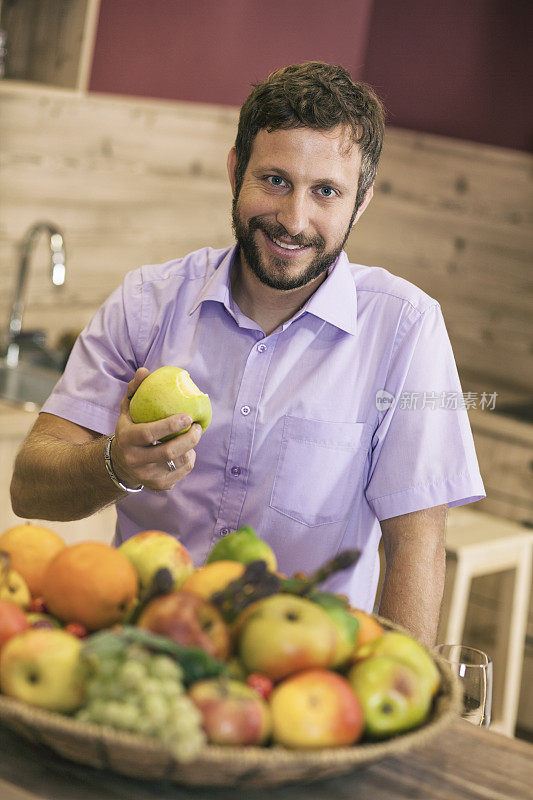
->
[[89, 0, 533, 152], [89, 0, 374, 106], [361, 0, 533, 152]]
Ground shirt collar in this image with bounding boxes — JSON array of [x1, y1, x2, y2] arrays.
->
[[301, 250, 357, 336], [189, 245, 357, 336], [188, 246, 237, 316]]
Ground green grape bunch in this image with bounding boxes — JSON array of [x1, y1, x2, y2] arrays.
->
[[76, 643, 206, 763]]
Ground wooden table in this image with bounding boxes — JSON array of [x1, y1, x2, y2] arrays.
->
[[0, 718, 531, 800]]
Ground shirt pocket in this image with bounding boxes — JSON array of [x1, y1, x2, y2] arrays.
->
[[269, 415, 368, 527]]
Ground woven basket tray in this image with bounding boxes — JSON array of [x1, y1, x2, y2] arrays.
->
[[0, 618, 461, 788]]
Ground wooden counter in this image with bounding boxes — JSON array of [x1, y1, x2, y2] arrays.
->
[[0, 717, 531, 800]]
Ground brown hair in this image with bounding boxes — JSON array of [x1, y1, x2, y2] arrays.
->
[[234, 62, 385, 211]]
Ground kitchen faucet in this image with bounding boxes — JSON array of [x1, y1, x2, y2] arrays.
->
[[4, 222, 66, 367]]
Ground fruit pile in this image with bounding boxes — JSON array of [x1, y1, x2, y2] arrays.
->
[[0, 523, 441, 762]]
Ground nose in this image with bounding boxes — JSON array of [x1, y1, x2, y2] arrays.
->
[[275, 191, 309, 238]]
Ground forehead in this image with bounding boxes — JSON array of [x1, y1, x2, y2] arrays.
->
[[247, 125, 362, 181]]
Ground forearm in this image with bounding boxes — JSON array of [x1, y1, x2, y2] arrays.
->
[[378, 506, 447, 646], [10, 432, 123, 521]]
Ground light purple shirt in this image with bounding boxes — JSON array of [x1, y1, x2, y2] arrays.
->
[[41, 245, 485, 610]]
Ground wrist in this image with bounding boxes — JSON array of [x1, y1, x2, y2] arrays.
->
[[104, 435, 143, 493]]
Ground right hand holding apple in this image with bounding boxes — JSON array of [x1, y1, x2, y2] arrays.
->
[[110, 367, 206, 492]]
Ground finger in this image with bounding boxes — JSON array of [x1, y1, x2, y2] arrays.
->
[[130, 415, 194, 448], [120, 368, 150, 417], [154, 423, 202, 464]]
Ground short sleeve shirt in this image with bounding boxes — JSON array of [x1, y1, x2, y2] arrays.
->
[[41, 246, 485, 610]]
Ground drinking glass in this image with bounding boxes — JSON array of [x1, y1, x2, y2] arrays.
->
[[434, 644, 492, 727]]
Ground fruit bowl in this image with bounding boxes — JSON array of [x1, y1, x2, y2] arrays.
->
[[0, 618, 461, 788]]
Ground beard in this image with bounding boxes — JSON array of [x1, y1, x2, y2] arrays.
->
[[231, 198, 357, 291]]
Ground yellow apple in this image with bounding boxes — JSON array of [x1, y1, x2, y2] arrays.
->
[[129, 366, 212, 438], [119, 530, 194, 594], [270, 668, 364, 748], [237, 594, 338, 681], [0, 629, 87, 712], [0, 567, 31, 609], [356, 631, 440, 697]]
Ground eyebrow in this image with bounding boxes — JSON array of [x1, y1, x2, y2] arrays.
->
[[252, 166, 348, 192]]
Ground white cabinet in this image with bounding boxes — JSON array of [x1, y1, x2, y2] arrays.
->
[[0, 404, 116, 545]]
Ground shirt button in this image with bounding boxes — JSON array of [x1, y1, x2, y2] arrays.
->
[[257, 343, 267, 353], [241, 405, 251, 416], [219, 527, 230, 537], [231, 466, 241, 476]]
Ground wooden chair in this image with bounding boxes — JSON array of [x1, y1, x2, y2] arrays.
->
[[438, 507, 533, 736]]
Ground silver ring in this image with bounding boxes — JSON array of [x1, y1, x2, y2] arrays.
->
[[167, 460, 177, 472]]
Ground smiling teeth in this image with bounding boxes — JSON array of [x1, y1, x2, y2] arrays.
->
[[272, 236, 305, 250]]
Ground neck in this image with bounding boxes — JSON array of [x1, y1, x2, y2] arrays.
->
[[230, 250, 327, 335]]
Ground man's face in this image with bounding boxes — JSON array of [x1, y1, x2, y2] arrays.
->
[[230, 125, 367, 291]]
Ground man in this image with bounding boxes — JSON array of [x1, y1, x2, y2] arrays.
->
[[10, 63, 484, 645]]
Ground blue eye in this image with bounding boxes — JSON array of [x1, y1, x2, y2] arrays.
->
[[317, 186, 336, 197], [267, 175, 286, 187]]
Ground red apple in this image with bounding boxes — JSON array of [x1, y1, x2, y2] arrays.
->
[[0, 599, 30, 650], [269, 669, 364, 748], [188, 678, 271, 745], [138, 590, 230, 660]]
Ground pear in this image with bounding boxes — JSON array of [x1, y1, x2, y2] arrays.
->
[[311, 592, 359, 668], [206, 526, 277, 572]]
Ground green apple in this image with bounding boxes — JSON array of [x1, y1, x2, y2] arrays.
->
[[237, 594, 338, 681], [311, 592, 359, 668], [0, 629, 87, 713], [188, 678, 271, 745], [356, 631, 440, 697], [348, 654, 432, 738], [119, 530, 194, 595], [206, 526, 277, 572], [129, 366, 212, 439]]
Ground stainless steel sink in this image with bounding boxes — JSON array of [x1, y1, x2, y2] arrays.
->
[[0, 361, 61, 410]]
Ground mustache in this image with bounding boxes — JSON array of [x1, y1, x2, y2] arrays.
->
[[248, 216, 324, 250]]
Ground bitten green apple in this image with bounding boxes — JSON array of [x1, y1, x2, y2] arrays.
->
[[348, 654, 432, 739], [356, 631, 440, 697], [129, 366, 212, 438], [119, 530, 194, 594], [188, 678, 271, 745], [0, 629, 87, 712], [206, 526, 277, 572], [237, 594, 338, 681]]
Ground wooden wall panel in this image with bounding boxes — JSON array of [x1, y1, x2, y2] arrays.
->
[[1, 82, 532, 395]]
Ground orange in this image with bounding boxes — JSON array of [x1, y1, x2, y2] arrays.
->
[[0, 524, 66, 597], [348, 608, 385, 655], [42, 542, 138, 631], [181, 560, 245, 600]]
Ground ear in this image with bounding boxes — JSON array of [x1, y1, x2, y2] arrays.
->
[[227, 147, 238, 197], [351, 184, 374, 227]]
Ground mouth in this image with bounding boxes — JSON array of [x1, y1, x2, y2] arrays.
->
[[261, 230, 312, 258]]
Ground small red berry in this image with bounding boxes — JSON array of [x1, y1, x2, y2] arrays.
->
[[28, 597, 48, 614], [64, 622, 88, 639], [246, 673, 274, 699]]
